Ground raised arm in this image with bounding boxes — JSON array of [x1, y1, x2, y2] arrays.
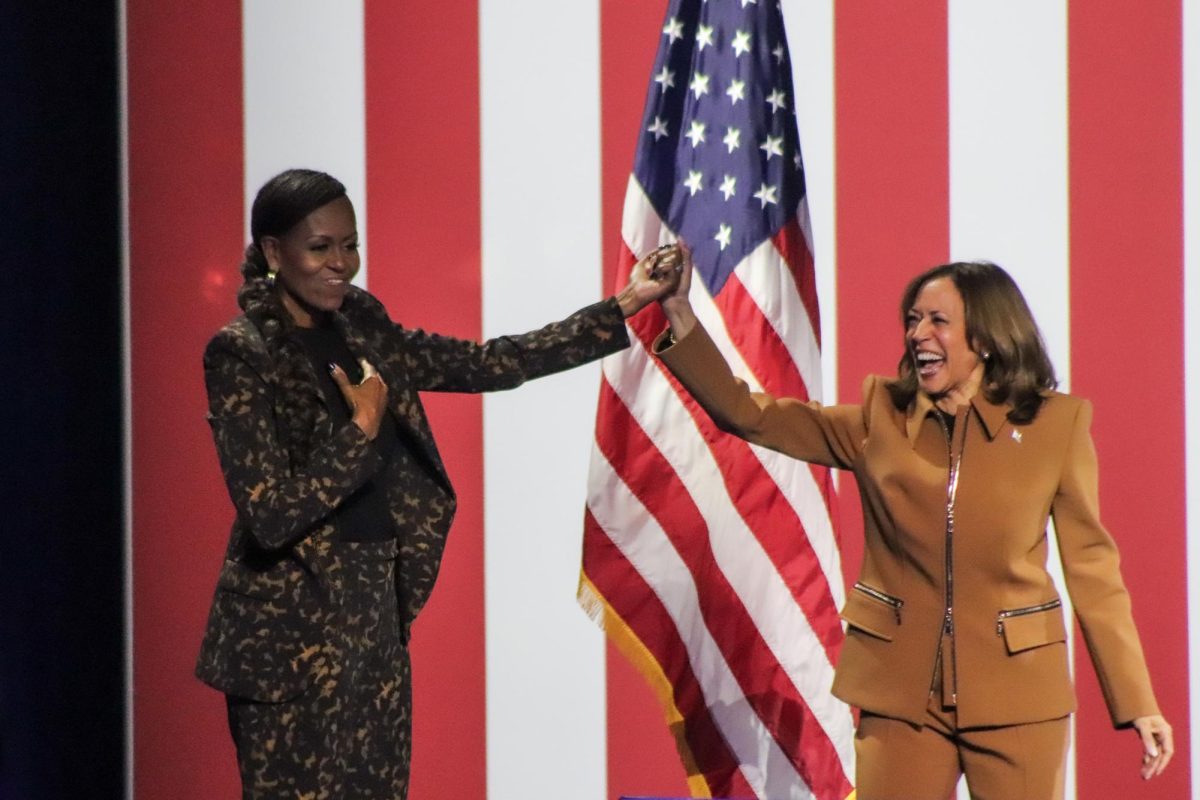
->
[[389, 246, 683, 393], [653, 244, 867, 469]]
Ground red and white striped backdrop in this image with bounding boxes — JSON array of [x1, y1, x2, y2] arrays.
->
[[123, 1, 1196, 798]]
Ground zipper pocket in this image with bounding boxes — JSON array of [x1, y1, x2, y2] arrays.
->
[[996, 598, 1062, 636], [853, 582, 904, 624]]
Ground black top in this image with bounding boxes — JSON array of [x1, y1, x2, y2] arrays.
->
[[292, 324, 397, 542]]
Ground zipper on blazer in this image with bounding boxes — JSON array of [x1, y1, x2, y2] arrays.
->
[[995, 598, 1063, 637], [933, 409, 966, 705], [853, 581, 904, 625]]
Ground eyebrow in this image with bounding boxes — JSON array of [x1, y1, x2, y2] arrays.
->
[[305, 232, 358, 242]]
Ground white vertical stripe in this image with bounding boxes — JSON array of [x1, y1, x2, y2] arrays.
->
[[479, 3, 606, 799], [947, 4, 1075, 798], [242, 1, 369, 283], [948, 0, 1070, 369], [118, 1, 134, 796], [783, 0, 837, 405], [1184, 1, 1200, 795]]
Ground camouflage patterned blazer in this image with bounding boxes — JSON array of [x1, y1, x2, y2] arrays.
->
[[195, 287, 629, 702]]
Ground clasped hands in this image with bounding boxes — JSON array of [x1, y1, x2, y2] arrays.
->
[[617, 242, 691, 318]]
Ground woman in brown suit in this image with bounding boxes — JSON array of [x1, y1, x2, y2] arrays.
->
[[652, 252, 1172, 798], [195, 169, 683, 799]]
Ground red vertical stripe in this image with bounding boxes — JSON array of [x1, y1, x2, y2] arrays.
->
[[363, 3, 486, 799], [126, 1, 244, 796], [600, 2, 693, 796], [834, 0, 950, 593], [1068, 2, 1190, 797]]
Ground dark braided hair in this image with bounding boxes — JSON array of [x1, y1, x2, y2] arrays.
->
[[239, 169, 349, 469], [886, 261, 1057, 425]]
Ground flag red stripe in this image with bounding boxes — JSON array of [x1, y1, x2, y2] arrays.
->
[[773, 218, 822, 349], [583, 510, 754, 798], [623, 305, 846, 665], [595, 380, 852, 798], [709, 266, 842, 541], [759, 226, 842, 568], [714, 271, 813, 403], [1067, 1, 1190, 797], [363, 3, 487, 798]]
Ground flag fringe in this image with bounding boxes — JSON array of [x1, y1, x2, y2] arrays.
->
[[577, 571, 714, 799]]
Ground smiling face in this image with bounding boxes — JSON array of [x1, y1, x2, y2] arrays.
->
[[262, 195, 359, 327], [906, 277, 984, 402]]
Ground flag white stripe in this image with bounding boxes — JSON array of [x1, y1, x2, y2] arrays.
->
[[947, 5, 1075, 796], [733, 243, 825, 401], [479, 3, 607, 798], [587, 444, 811, 799], [690, 265, 847, 612], [621, 175, 677, 256], [600, 335, 856, 779], [1183, 0, 1200, 792], [241, 0, 368, 283]]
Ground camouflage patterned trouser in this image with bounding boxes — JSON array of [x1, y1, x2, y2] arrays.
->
[[227, 540, 412, 799]]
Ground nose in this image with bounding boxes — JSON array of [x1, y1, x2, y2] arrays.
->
[[910, 317, 932, 343], [327, 246, 351, 271]]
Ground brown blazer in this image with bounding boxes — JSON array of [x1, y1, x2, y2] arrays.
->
[[656, 322, 1159, 729]]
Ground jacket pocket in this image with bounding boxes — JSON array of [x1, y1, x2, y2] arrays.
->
[[195, 588, 320, 703], [216, 558, 295, 601], [841, 582, 904, 642], [996, 599, 1065, 654]]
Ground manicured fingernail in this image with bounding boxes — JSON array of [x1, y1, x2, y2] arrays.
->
[[328, 362, 338, 373]]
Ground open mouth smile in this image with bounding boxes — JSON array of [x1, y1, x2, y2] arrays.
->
[[915, 350, 944, 377]]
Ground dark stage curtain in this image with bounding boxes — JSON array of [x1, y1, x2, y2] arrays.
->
[[0, 2, 125, 797]]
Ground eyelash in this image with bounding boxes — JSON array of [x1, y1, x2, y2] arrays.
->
[[309, 242, 359, 252], [907, 315, 948, 327]]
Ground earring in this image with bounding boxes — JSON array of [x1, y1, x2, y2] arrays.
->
[[981, 350, 991, 361], [266, 270, 277, 287]]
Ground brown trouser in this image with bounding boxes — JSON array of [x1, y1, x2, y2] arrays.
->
[[855, 655, 1070, 799]]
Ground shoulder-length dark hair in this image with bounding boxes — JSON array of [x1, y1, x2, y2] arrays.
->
[[886, 261, 1057, 424]]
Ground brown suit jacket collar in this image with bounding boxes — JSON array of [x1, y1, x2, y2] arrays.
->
[[904, 388, 1010, 447]]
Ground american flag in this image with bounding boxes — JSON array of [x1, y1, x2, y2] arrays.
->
[[580, 1, 855, 797], [127, 2, 1195, 798]]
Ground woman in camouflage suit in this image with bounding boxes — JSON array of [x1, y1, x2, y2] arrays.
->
[[195, 169, 682, 799]]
